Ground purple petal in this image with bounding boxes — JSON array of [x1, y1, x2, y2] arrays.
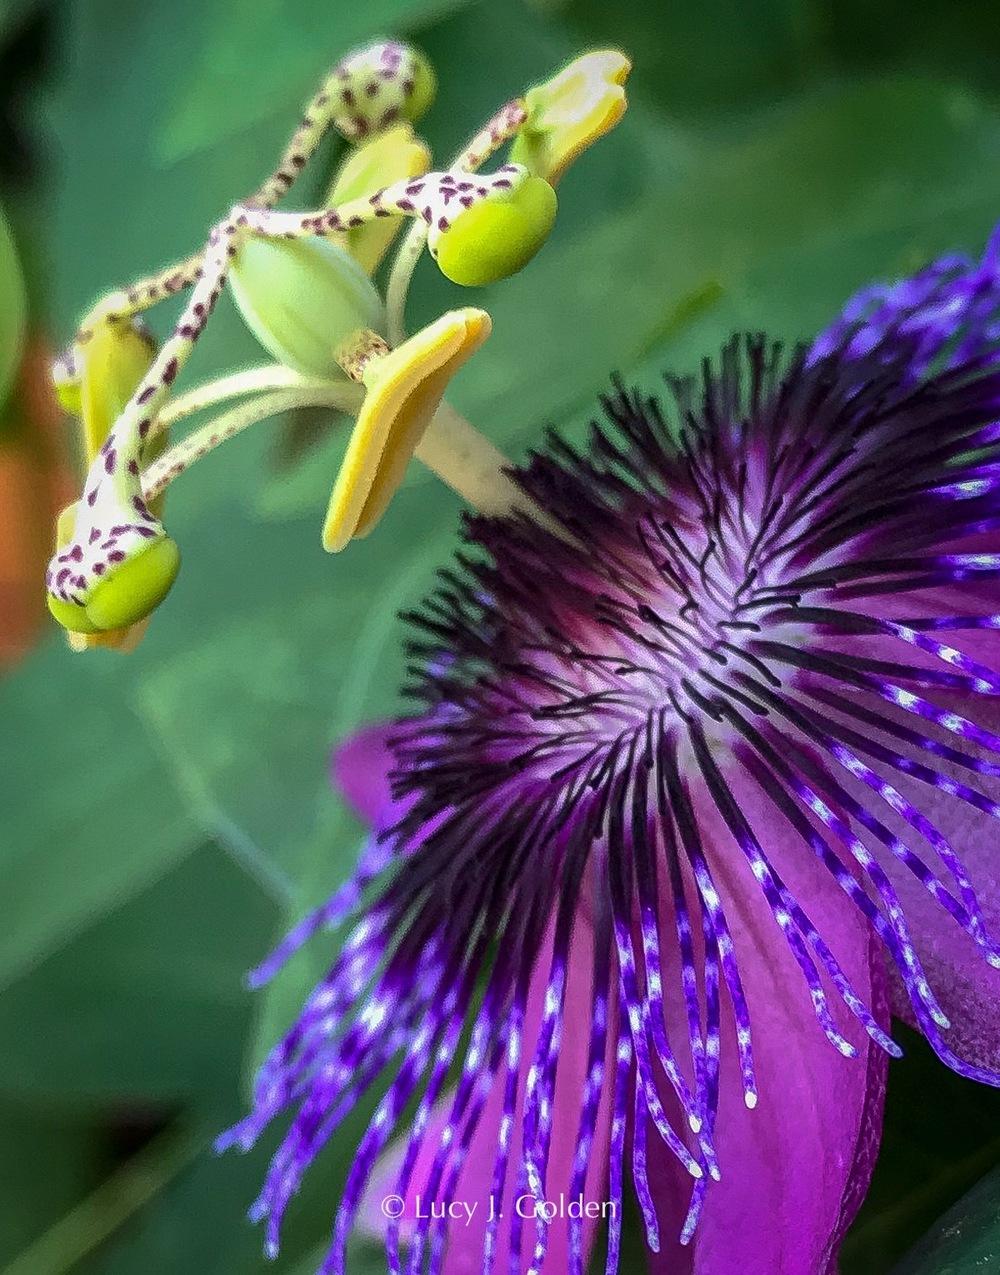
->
[[877, 696, 1000, 1071], [357, 907, 616, 1273], [646, 780, 889, 1275], [332, 722, 398, 827], [824, 553, 1000, 1072]]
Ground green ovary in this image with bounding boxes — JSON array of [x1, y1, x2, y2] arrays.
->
[[229, 236, 385, 377]]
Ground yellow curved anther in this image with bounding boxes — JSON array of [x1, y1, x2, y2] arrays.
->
[[323, 308, 491, 551], [69, 320, 157, 464], [509, 50, 631, 185], [327, 123, 432, 275]]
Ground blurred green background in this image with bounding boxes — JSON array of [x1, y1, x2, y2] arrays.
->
[[3, 1, 1000, 1271]]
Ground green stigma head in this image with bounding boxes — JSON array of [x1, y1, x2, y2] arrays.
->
[[331, 40, 437, 141], [47, 536, 181, 635], [86, 537, 181, 630], [433, 175, 558, 288], [47, 593, 99, 634]]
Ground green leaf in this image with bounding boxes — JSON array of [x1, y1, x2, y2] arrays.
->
[[565, 0, 1000, 125], [156, 0, 474, 163], [0, 642, 201, 991], [67, 1131, 274, 1275], [0, 203, 26, 410], [0, 841, 277, 1103], [256, 413, 352, 521], [892, 1166, 1000, 1274], [564, 0, 829, 121], [0, 0, 43, 43], [133, 518, 439, 885], [0, 1101, 101, 1267], [284, 1239, 393, 1275], [73, 1120, 379, 1275], [1, 1125, 204, 1275], [132, 476, 461, 1048], [826, 0, 1000, 101]]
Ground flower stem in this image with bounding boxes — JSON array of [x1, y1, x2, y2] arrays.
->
[[415, 401, 561, 534], [385, 222, 428, 347], [142, 385, 361, 502], [76, 252, 206, 340], [157, 365, 343, 428]]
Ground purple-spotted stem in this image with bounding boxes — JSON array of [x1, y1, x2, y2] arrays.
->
[[385, 99, 529, 344], [50, 178, 548, 627], [70, 41, 435, 344], [47, 41, 630, 635]]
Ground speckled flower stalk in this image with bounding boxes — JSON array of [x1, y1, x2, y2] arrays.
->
[[47, 165, 542, 622], [221, 231, 1000, 1274], [47, 42, 625, 639], [71, 41, 434, 340]]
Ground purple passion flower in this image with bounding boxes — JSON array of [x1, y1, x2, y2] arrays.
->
[[219, 231, 1000, 1275]]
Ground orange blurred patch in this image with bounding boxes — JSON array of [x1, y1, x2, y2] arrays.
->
[[0, 339, 75, 668]]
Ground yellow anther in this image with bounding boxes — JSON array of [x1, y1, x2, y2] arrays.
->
[[327, 124, 432, 274], [510, 50, 631, 185], [65, 319, 156, 463], [323, 308, 491, 551]]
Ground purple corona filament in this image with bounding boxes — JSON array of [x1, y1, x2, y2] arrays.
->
[[220, 228, 1000, 1273]]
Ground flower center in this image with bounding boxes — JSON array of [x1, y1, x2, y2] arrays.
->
[[497, 494, 805, 789]]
